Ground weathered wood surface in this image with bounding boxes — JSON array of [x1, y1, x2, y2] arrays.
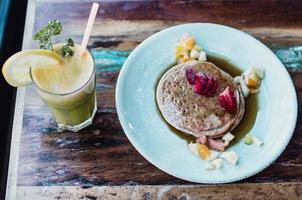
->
[[16, 183, 302, 200], [34, 0, 302, 28], [6, 0, 302, 199]]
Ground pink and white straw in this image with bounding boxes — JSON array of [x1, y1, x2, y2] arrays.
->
[[80, 2, 99, 56]]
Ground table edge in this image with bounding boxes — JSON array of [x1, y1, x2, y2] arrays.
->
[[5, 0, 36, 199]]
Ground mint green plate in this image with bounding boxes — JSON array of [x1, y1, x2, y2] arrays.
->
[[116, 23, 297, 183]]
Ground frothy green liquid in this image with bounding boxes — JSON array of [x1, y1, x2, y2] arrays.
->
[[31, 44, 96, 127]]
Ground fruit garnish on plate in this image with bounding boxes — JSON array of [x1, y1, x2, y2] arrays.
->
[[218, 86, 237, 113]]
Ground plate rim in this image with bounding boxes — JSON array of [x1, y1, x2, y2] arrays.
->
[[115, 22, 298, 183]]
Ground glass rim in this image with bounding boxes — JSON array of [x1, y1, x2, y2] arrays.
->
[[30, 48, 95, 96]]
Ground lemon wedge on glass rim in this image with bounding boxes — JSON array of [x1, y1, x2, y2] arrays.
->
[[2, 49, 61, 87]]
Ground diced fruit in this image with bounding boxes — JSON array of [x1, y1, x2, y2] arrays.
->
[[179, 55, 195, 64], [244, 67, 264, 79], [243, 66, 264, 89], [193, 45, 202, 52], [252, 135, 263, 146], [188, 143, 219, 161], [222, 132, 235, 142], [218, 86, 237, 113], [222, 132, 235, 146], [253, 67, 264, 79], [175, 46, 183, 58], [221, 151, 238, 166], [190, 49, 200, 59], [197, 144, 211, 160], [243, 134, 263, 146], [183, 54, 189, 60], [188, 143, 199, 156], [207, 150, 219, 161], [205, 163, 216, 170], [184, 37, 195, 50], [244, 134, 253, 145], [198, 51, 207, 61], [175, 46, 189, 59], [193, 73, 217, 97], [245, 72, 259, 88], [234, 76, 241, 83], [2, 49, 61, 87], [185, 68, 196, 85], [211, 158, 223, 169], [235, 76, 250, 98], [243, 67, 254, 77]]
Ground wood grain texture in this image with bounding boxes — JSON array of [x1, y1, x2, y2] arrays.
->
[[17, 70, 302, 186], [33, 0, 302, 28], [16, 183, 302, 200], [10, 0, 302, 193]]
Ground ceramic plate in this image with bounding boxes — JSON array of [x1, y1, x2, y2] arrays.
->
[[116, 23, 297, 183]]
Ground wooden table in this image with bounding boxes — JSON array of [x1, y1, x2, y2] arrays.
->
[[6, 0, 302, 199]]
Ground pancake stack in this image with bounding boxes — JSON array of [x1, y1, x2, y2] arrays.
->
[[156, 61, 245, 150]]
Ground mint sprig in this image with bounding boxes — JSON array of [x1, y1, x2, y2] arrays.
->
[[61, 38, 75, 57], [33, 20, 74, 57], [33, 20, 62, 51]]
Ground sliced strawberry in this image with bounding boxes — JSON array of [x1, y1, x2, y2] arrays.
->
[[218, 86, 237, 113], [205, 76, 218, 97], [193, 75, 202, 94], [200, 73, 210, 95], [193, 72, 218, 97], [185, 68, 196, 85], [194, 72, 208, 95]]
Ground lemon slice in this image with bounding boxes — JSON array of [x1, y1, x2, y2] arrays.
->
[[2, 49, 61, 87]]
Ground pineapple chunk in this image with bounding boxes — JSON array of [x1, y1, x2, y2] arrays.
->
[[193, 45, 202, 52], [188, 143, 213, 160], [222, 132, 235, 146], [245, 72, 259, 88], [211, 158, 223, 169], [197, 144, 211, 160], [175, 46, 189, 59], [205, 158, 223, 170], [190, 49, 200, 59], [205, 163, 216, 170], [252, 135, 263, 146], [188, 143, 199, 156], [221, 151, 238, 166], [252, 67, 264, 79], [198, 51, 207, 61], [207, 150, 219, 161], [184, 37, 195, 50], [222, 132, 235, 142]]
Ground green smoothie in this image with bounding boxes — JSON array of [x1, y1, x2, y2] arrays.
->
[[31, 44, 96, 130]]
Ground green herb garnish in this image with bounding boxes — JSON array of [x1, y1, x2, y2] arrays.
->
[[33, 20, 62, 51], [61, 38, 75, 57], [33, 20, 74, 57]]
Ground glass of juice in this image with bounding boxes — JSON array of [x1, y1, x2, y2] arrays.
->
[[30, 43, 96, 132]]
